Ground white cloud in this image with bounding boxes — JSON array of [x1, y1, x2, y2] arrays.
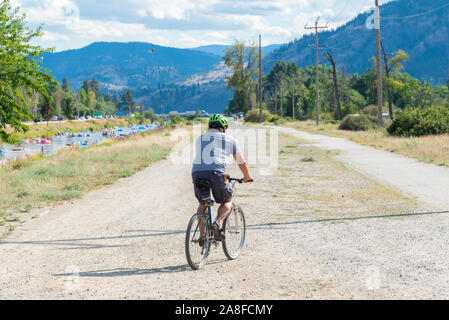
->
[[13, 0, 394, 51]]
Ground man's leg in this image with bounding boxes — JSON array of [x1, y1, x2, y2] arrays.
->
[[197, 204, 207, 237], [215, 201, 233, 228]]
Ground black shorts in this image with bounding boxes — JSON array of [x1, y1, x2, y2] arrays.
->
[[192, 171, 233, 204]]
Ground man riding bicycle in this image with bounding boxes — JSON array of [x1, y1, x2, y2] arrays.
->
[[192, 114, 253, 241]]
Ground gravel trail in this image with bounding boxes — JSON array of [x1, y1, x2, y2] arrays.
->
[[0, 124, 448, 299]]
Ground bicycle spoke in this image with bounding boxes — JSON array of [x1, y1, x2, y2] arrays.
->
[[185, 213, 210, 270], [222, 205, 246, 260]]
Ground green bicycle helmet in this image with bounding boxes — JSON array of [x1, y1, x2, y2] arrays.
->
[[209, 114, 229, 129]]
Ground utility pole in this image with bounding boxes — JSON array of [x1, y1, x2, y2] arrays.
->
[[375, 0, 383, 127], [280, 86, 283, 116], [326, 52, 342, 120], [341, 66, 347, 105], [291, 78, 295, 120], [380, 40, 394, 120], [305, 17, 328, 125], [274, 92, 278, 115], [258, 34, 263, 123]]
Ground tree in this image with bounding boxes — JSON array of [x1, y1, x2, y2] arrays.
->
[[62, 78, 70, 92], [78, 88, 88, 109], [88, 90, 96, 113], [90, 78, 101, 99], [224, 40, 259, 113], [326, 52, 343, 120], [382, 44, 409, 119], [62, 95, 74, 119], [113, 94, 120, 109], [53, 87, 63, 118], [143, 109, 156, 122], [0, 0, 55, 142], [82, 80, 90, 94], [120, 89, 134, 114], [39, 94, 54, 123]]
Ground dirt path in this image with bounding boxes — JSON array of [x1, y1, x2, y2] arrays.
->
[[0, 124, 448, 299]]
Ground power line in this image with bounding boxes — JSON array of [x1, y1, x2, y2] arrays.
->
[[327, 0, 352, 23], [383, 2, 449, 21]]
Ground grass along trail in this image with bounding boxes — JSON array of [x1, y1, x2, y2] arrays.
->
[[0, 125, 190, 234], [279, 120, 449, 167]]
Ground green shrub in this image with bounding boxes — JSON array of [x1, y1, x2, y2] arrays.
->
[[339, 114, 377, 131], [387, 106, 449, 137], [269, 114, 282, 122], [169, 114, 182, 125], [321, 112, 335, 122], [244, 109, 275, 123], [341, 103, 359, 118], [361, 105, 380, 116]]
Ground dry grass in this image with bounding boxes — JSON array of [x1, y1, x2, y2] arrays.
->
[[280, 120, 449, 167], [0, 126, 187, 226]]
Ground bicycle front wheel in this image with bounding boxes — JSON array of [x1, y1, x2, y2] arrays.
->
[[222, 205, 246, 260], [185, 213, 210, 270]]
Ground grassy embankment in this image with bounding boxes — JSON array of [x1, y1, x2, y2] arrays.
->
[[271, 120, 449, 167], [0, 124, 190, 229]]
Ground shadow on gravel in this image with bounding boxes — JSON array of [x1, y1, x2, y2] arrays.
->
[[53, 258, 228, 277], [53, 265, 189, 277], [0, 229, 185, 248], [0, 239, 129, 250], [247, 210, 449, 230]]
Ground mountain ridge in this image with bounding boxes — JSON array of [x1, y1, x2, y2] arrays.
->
[[192, 44, 282, 57], [42, 41, 222, 90]]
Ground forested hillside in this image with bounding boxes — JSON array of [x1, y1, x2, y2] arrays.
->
[[264, 0, 449, 85], [42, 42, 222, 89]]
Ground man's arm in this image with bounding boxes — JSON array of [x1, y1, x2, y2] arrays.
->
[[233, 152, 253, 183]]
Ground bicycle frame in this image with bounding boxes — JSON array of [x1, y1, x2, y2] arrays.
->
[[191, 203, 213, 245], [192, 177, 246, 246], [186, 176, 249, 269]]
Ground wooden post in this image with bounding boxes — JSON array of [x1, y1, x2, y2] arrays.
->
[[259, 34, 263, 123], [305, 17, 328, 125], [292, 79, 295, 120], [375, 0, 383, 127]]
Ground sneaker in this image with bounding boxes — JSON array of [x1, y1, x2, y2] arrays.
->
[[211, 222, 225, 241]]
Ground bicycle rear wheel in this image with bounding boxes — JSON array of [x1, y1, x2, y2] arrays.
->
[[185, 213, 210, 270], [222, 204, 246, 260]]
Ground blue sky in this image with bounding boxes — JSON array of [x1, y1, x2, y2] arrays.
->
[[11, 0, 392, 52]]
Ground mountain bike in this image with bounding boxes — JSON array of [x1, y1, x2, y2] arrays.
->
[[185, 177, 248, 270]]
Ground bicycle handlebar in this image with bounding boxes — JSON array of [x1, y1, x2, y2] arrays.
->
[[228, 177, 254, 184]]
